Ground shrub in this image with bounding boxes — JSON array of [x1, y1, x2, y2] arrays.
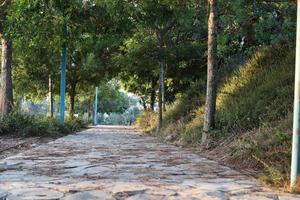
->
[[0, 109, 85, 137], [134, 111, 157, 133]]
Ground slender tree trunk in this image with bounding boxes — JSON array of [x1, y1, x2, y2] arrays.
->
[[162, 61, 166, 112], [48, 74, 54, 117], [157, 30, 166, 132], [163, 63, 169, 112], [0, 37, 13, 115], [157, 61, 164, 132], [202, 0, 218, 144], [140, 96, 147, 110], [69, 81, 77, 118], [150, 78, 156, 111]]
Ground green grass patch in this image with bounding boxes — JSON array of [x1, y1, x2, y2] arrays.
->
[[216, 42, 294, 132]]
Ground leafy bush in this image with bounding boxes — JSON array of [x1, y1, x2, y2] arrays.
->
[[0, 109, 85, 137]]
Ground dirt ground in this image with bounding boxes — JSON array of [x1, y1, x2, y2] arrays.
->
[[0, 136, 54, 160]]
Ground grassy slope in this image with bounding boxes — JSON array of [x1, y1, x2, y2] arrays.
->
[[136, 42, 295, 186]]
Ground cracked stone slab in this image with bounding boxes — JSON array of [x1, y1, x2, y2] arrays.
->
[[0, 126, 299, 200]]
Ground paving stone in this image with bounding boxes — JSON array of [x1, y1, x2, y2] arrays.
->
[[0, 189, 8, 200], [230, 194, 274, 200], [0, 126, 299, 200], [206, 191, 229, 200], [278, 195, 300, 200], [7, 188, 64, 200], [63, 191, 114, 200]]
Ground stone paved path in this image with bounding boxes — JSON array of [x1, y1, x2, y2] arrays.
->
[[0, 126, 299, 200]]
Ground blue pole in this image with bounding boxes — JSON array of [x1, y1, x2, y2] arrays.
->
[[59, 22, 67, 125], [291, 2, 300, 189], [94, 87, 99, 125]]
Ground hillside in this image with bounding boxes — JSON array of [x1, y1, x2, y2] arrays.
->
[[136, 42, 296, 187]]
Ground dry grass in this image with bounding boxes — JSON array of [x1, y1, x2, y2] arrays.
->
[[134, 111, 157, 133], [292, 178, 300, 193]]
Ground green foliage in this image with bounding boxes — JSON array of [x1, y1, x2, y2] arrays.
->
[[218, 0, 296, 58], [117, 0, 207, 104], [0, 109, 85, 137], [76, 81, 134, 115]]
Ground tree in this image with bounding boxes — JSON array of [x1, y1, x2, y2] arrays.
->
[[11, 0, 68, 118], [117, 29, 160, 111], [202, 0, 218, 144], [75, 81, 132, 117], [64, 0, 131, 117], [120, 0, 201, 131], [0, 0, 13, 115], [10, 0, 132, 118]]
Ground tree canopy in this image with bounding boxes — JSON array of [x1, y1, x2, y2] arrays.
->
[[0, 0, 296, 119]]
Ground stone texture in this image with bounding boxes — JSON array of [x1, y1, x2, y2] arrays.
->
[[0, 189, 8, 200], [62, 191, 114, 200], [7, 188, 64, 200], [0, 126, 298, 200]]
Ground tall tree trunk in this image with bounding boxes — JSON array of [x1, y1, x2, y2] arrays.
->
[[163, 63, 169, 112], [202, 0, 218, 144], [0, 37, 13, 115], [48, 74, 54, 117], [157, 61, 164, 131], [162, 61, 166, 112], [69, 81, 77, 118], [157, 31, 166, 132], [160, 62, 166, 112], [150, 78, 156, 111]]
